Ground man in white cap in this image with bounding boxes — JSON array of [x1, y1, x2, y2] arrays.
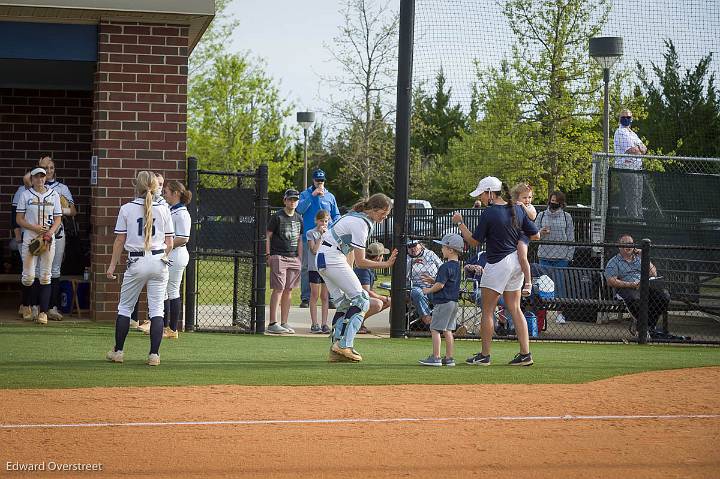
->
[[452, 176, 539, 366]]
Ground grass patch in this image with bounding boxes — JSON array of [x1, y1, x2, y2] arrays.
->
[[1, 322, 719, 389]]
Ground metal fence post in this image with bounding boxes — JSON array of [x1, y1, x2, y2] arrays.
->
[[254, 164, 269, 334], [185, 157, 198, 332], [638, 238, 652, 344]]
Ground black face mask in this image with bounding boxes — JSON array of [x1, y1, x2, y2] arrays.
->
[[548, 203, 561, 211]]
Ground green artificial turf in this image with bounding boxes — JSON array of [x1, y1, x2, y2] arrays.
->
[[1, 322, 719, 389]]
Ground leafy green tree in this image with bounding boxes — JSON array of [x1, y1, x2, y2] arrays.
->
[[323, 0, 399, 198], [411, 69, 466, 162], [187, 53, 297, 191], [503, 0, 609, 196], [188, 0, 239, 78], [634, 40, 720, 158]]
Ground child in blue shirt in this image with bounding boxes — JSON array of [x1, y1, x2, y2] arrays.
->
[[418, 233, 464, 367]]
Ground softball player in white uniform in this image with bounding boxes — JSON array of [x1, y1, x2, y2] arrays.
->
[[15, 167, 62, 325], [106, 171, 174, 366], [162, 180, 192, 339], [317, 193, 397, 362]]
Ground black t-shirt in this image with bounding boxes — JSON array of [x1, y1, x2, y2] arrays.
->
[[267, 209, 303, 257], [432, 260, 461, 304], [472, 204, 538, 264]]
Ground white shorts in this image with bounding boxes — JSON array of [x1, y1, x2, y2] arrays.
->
[[479, 252, 524, 294]]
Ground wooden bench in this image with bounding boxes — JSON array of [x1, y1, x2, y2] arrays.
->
[[0, 274, 89, 317]]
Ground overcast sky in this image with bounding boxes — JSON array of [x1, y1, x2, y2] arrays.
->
[[224, 0, 719, 133]]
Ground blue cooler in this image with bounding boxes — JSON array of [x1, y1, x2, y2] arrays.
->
[[525, 312, 538, 337], [59, 280, 73, 314], [77, 282, 90, 310]]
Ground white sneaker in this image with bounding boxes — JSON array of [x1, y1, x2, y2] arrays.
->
[[17, 305, 24, 318], [36, 312, 48, 324], [130, 319, 140, 330], [47, 307, 63, 321], [146, 353, 160, 366], [280, 324, 295, 334], [31, 306, 39, 321], [21, 305, 33, 321], [555, 313, 566, 324], [139, 322, 151, 335], [266, 323, 288, 334], [106, 350, 124, 363]]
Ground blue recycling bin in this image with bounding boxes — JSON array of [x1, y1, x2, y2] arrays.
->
[[59, 280, 73, 314]]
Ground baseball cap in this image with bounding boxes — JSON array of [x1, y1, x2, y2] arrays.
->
[[366, 242, 390, 256], [312, 169, 326, 180], [30, 167, 47, 176], [433, 233, 464, 252], [406, 239, 421, 247], [469, 176, 502, 197], [284, 188, 300, 199]]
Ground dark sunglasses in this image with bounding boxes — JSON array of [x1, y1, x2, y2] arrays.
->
[[314, 179, 325, 182], [620, 116, 632, 120]]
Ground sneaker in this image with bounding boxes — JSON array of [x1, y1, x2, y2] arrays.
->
[[138, 321, 151, 334], [146, 353, 160, 366], [266, 323, 288, 334], [163, 327, 178, 339], [328, 349, 353, 362], [21, 305, 33, 321], [36, 312, 48, 324], [47, 307, 63, 321], [310, 324, 322, 333], [280, 324, 295, 334], [321, 324, 331, 334], [555, 313, 566, 324], [331, 341, 362, 361], [130, 319, 140, 330], [419, 355, 442, 367], [442, 356, 456, 367], [357, 325, 371, 334], [31, 306, 39, 321], [299, 301, 309, 308], [106, 350, 124, 363], [466, 352, 491, 366], [17, 305, 24, 318], [508, 352, 534, 366]]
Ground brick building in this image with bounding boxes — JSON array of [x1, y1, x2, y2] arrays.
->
[[0, 1, 214, 320]]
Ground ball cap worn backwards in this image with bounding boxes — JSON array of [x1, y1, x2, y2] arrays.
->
[[433, 233, 465, 252], [469, 176, 502, 197]]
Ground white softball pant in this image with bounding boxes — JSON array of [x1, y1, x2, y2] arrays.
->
[[34, 233, 64, 279], [21, 237, 55, 286], [118, 252, 169, 318], [317, 251, 365, 306], [166, 246, 189, 300]]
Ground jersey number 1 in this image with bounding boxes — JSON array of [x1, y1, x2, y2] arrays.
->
[[136, 218, 156, 236]]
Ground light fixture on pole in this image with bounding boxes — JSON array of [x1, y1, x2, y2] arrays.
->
[[589, 37, 623, 155], [296, 111, 315, 189]]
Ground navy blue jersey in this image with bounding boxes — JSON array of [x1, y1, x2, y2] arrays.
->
[[353, 267, 376, 287], [432, 260, 460, 304], [472, 204, 538, 264]]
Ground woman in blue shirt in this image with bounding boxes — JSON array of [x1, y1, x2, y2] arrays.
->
[[453, 176, 540, 366]]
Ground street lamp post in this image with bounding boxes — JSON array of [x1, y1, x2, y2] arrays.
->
[[589, 37, 623, 154], [296, 111, 315, 189]]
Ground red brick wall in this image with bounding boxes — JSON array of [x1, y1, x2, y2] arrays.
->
[[91, 21, 188, 321], [0, 88, 93, 268]]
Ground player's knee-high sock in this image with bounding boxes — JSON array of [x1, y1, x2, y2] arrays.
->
[[131, 300, 139, 322], [163, 299, 170, 327], [39, 284, 51, 313], [149, 316, 164, 354], [169, 298, 182, 332], [31, 278, 40, 306], [22, 285, 32, 307], [114, 315, 131, 352], [50, 277, 61, 309]]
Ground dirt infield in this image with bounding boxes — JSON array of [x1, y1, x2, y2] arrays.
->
[[2, 367, 719, 478]]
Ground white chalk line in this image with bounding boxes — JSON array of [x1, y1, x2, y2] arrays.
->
[[1, 414, 719, 430]]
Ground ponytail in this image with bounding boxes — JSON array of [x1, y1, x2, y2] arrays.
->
[[143, 189, 153, 251], [134, 170, 158, 251], [500, 183, 518, 229], [352, 193, 392, 213], [166, 180, 192, 205]]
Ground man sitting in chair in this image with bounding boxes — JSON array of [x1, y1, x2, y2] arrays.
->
[[605, 234, 671, 340], [407, 239, 443, 326]]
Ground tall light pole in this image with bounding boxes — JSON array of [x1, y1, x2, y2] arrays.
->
[[589, 37, 623, 154], [296, 111, 315, 189]]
